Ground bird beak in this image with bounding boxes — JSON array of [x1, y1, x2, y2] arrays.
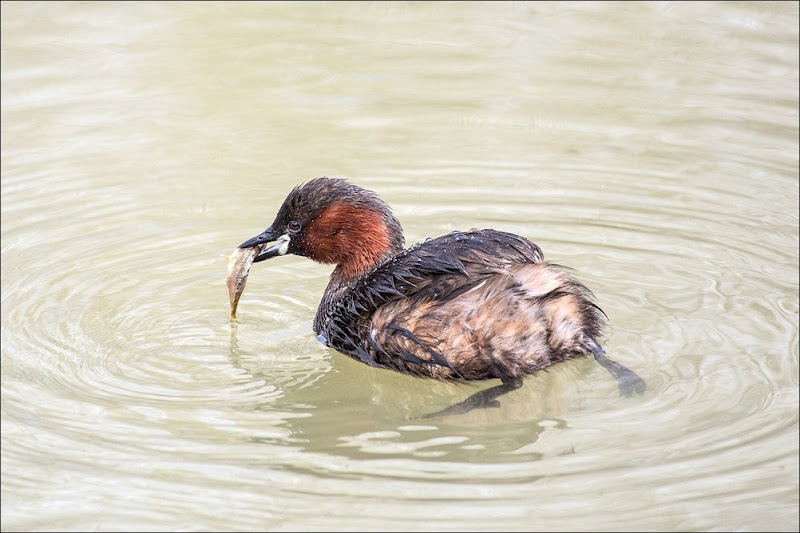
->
[[239, 226, 291, 262]]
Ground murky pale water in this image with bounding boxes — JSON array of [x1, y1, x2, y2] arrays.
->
[[2, 1, 798, 531]]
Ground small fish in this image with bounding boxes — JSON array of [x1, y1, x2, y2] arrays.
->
[[225, 244, 262, 321]]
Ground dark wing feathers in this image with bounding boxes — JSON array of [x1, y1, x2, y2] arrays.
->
[[384, 324, 454, 370], [350, 229, 543, 312]]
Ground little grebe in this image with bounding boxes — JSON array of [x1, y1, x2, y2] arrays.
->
[[238, 177, 645, 416]]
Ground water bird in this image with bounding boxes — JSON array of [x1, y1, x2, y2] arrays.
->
[[237, 177, 645, 416]]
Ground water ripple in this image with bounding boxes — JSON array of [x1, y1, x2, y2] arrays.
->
[[2, 1, 797, 531]]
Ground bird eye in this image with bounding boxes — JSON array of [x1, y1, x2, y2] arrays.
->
[[287, 220, 302, 234]]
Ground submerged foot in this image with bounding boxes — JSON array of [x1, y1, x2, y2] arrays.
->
[[420, 378, 524, 419], [586, 338, 646, 397], [593, 351, 646, 396]]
